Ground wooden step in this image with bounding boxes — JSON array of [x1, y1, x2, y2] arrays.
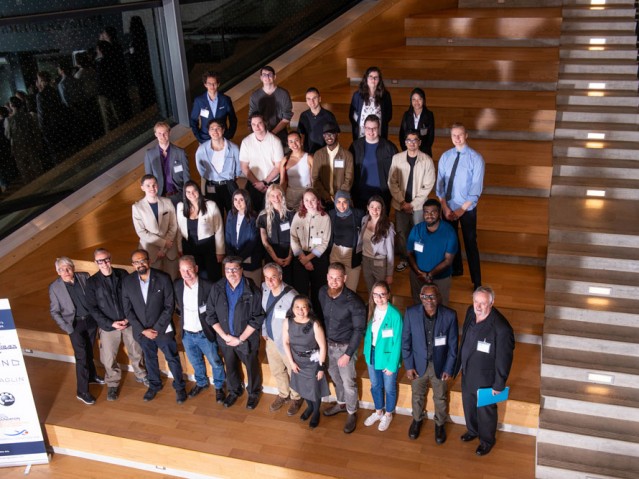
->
[[433, 138, 553, 166], [541, 377, 639, 409], [545, 292, 639, 320], [544, 317, 639, 345], [546, 265, 639, 298], [549, 196, 639, 236], [543, 345, 639, 376], [551, 176, 639, 200], [554, 157, 639, 179], [540, 409, 639, 444]]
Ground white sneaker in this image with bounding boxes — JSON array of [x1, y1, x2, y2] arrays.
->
[[364, 411, 383, 427], [395, 261, 408, 272], [378, 414, 393, 432]]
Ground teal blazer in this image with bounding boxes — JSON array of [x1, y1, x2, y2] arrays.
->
[[363, 303, 403, 373]]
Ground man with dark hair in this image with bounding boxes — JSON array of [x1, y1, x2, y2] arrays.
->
[[407, 199, 458, 305], [248, 65, 293, 146], [436, 123, 485, 290], [403, 284, 458, 444], [121, 249, 186, 403], [311, 122, 354, 207], [239, 113, 283, 211], [455, 286, 515, 457], [319, 262, 367, 434], [143, 121, 191, 206], [206, 256, 264, 409], [350, 114, 397, 211], [190, 71, 237, 142], [298, 87, 337, 154], [49, 257, 104, 405], [174, 255, 227, 403], [36, 70, 67, 166], [85, 248, 147, 401]]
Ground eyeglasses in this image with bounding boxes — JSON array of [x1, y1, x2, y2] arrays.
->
[[420, 294, 437, 300], [405, 139, 420, 144], [95, 258, 111, 265], [225, 267, 242, 273], [368, 75, 380, 80], [261, 73, 274, 78], [372, 292, 387, 298], [132, 259, 149, 266]]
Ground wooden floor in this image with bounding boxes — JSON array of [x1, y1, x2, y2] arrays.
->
[[25, 357, 535, 479]]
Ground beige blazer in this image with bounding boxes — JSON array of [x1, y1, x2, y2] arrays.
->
[[387, 150, 435, 212], [132, 196, 178, 263], [176, 200, 225, 255]]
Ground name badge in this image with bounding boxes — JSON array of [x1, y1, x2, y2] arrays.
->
[[353, 112, 359, 122], [381, 329, 393, 338], [174, 165, 183, 173], [477, 340, 491, 353], [166, 324, 173, 334], [420, 128, 428, 136], [200, 108, 209, 118], [274, 308, 286, 319], [414, 242, 424, 253], [280, 222, 290, 232], [243, 257, 251, 264], [206, 185, 216, 194], [334, 160, 344, 168], [435, 336, 446, 347], [374, 259, 385, 268], [312, 237, 322, 245], [310, 350, 320, 363], [199, 305, 206, 314]]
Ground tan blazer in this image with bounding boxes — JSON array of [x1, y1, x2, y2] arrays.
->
[[311, 144, 354, 202], [176, 200, 225, 255], [132, 196, 178, 263], [387, 150, 435, 212]]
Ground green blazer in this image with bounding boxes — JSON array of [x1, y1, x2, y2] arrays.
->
[[363, 303, 403, 373]]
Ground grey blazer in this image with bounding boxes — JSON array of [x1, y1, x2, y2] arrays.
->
[[49, 272, 90, 334], [144, 144, 191, 197]]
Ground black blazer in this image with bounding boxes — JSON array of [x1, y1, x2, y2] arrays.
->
[[174, 277, 216, 342], [205, 277, 264, 350], [349, 137, 398, 209], [399, 107, 435, 157], [121, 268, 175, 340], [329, 207, 365, 268], [454, 306, 515, 392], [85, 268, 129, 331]]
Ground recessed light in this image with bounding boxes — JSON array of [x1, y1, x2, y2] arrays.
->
[[587, 133, 605, 140], [585, 142, 604, 149], [589, 286, 611, 295], [587, 372, 613, 384], [588, 82, 606, 89], [586, 189, 606, 197], [589, 38, 606, 45], [591, 0, 606, 5], [587, 91, 604, 97]]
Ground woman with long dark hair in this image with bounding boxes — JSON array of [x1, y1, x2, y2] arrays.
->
[[349, 66, 393, 141], [177, 180, 224, 281], [225, 188, 263, 285], [358, 195, 395, 293], [279, 131, 313, 210], [282, 295, 329, 429], [398, 87, 435, 157]]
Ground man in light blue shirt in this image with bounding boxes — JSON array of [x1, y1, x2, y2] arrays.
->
[[435, 123, 484, 290]]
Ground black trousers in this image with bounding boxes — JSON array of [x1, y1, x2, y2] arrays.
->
[[293, 252, 329, 319], [205, 180, 237, 218], [461, 373, 498, 447], [446, 207, 481, 287], [69, 317, 98, 395], [246, 181, 266, 213], [138, 333, 185, 392], [217, 339, 262, 397], [183, 236, 221, 283]]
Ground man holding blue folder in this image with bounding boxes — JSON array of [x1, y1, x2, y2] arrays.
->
[[454, 286, 514, 456]]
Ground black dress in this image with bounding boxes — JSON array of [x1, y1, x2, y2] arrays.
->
[[288, 318, 330, 402]]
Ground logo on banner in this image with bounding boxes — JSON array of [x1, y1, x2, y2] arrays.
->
[[4, 429, 29, 437], [0, 392, 15, 406], [0, 343, 17, 351], [0, 359, 21, 367]]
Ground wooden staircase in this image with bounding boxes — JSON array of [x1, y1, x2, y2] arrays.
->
[[537, 1, 639, 478]]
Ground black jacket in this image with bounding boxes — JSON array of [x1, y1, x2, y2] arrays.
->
[[174, 277, 216, 342], [399, 107, 435, 157], [349, 137, 398, 210], [85, 268, 129, 331], [329, 208, 365, 268]]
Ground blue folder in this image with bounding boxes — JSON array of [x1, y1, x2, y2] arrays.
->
[[477, 387, 510, 407]]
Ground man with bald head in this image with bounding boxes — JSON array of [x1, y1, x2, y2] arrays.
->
[[402, 284, 457, 444], [454, 286, 515, 456]]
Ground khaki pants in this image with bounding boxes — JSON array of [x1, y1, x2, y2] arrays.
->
[[99, 327, 146, 387], [330, 245, 361, 292], [265, 338, 300, 400], [411, 362, 449, 425]]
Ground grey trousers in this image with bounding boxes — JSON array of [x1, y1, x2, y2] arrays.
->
[[327, 342, 359, 414], [411, 362, 449, 425], [409, 269, 451, 306]]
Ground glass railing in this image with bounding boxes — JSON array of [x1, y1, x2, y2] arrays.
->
[[0, 1, 175, 239], [181, 0, 362, 93]]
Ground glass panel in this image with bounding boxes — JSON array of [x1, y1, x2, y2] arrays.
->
[[0, 3, 174, 238]]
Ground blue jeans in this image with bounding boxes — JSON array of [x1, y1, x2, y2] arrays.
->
[[367, 363, 398, 414], [182, 331, 226, 389]]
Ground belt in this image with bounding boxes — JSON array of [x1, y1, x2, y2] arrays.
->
[[184, 330, 204, 335], [75, 315, 90, 320], [207, 179, 230, 185], [327, 340, 348, 348], [294, 348, 318, 358]]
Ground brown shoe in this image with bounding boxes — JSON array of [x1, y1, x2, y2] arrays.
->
[[287, 398, 304, 416], [269, 395, 289, 412]]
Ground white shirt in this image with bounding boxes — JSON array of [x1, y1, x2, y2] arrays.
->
[[236, 213, 244, 243], [371, 306, 386, 347], [211, 139, 226, 173], [182, 280, 201, 333]]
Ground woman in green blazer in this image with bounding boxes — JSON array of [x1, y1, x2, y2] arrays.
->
[[362, 280, 403, 432]]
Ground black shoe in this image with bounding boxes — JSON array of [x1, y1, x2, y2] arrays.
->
[[143, 388, 158, 402], [343, 413, 357, 434], [460, 431, 478, 442], [89, 375, 105, 385], [476, 443, 494, 456], [176, 389, 187, 404], [452, 269, 463, 277], [188, 384, 209, 398], [323, 403, 347, 416], [408, 419, 422, 440], [106, 387, 119, 401], [246, 394, 260, 410], [300, 406, 313, 421], [215, 388, 226, 403], [76, 392, 96, 405], [309, 413, 320, 429], [435, 424, 447, 444], [223, 394, 238, 408]]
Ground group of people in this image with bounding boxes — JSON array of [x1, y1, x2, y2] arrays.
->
[[48, 64, 514, 457], [1, 21, 155, 192]]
